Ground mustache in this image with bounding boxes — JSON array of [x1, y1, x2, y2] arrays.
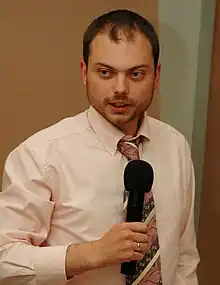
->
[[105, 94, 135, 105]]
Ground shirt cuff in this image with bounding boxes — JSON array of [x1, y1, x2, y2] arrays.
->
[[34, 245, 68, 285]]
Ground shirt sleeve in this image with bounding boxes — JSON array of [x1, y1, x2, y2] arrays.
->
[[175, 139, 200, 285], [0, 143, 68, 285]]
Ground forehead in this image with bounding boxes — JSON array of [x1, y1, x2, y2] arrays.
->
[[89, 32, 153, 69]]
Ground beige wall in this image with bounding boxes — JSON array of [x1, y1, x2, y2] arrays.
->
[[2, 2, 220, 284], [0, 1, 159, 183], [197, 1, 220, 284]]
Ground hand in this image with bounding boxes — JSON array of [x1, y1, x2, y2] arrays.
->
[[65, 222, 148, 279], [91, 222, 148, 268]]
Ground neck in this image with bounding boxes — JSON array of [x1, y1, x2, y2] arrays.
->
[[119, 114, 144, 137]]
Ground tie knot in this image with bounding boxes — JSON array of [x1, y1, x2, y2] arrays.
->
[[117, 135, 142, 160]]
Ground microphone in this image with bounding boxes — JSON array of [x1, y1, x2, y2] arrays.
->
[[120, 160, 154, 276]]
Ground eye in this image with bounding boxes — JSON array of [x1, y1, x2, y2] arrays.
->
[[98, 69, 113, 78], [130, 70, 145, 80]]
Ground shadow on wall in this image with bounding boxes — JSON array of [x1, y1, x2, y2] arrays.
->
[[158, 22, 191, 141]]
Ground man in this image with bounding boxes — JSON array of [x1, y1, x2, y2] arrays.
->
[[0, 9, 199, 285]]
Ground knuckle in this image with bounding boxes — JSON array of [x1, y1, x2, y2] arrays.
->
[[143, 234, 148, 243], [122, 229, 132, 240], [143, 224, 148, 232], [143, 243, 149, 252], [125, 240, 133, 248], [121, 222, 128, 229]]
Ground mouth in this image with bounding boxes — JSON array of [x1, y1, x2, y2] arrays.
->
[[108, 102, 131, 112], [109, 101, 131, 108]]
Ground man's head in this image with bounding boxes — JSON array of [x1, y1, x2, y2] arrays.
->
[[80, 9, 160, 136]]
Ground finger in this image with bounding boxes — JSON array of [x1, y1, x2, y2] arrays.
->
[[131, 251, 144, 261], [132, 232, 148, 244], [135, 242, 149, 254], [129, 240, 148, 255], [123, 250, 144, 262], [127, 222, 148, 234], [134, 241, 141, 252], [121, 230, 148, 246]]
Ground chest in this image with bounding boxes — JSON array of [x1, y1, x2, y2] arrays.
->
[[50, 144, 184, 241]]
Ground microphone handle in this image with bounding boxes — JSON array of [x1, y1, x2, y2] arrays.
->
[[120, 191, 145, 276], [121, 260, 136, 276]]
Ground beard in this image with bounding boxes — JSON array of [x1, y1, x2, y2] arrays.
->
[[86, 83, 155, 133]]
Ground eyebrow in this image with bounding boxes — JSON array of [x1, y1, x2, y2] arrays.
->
[[94, 62, 150, 71]]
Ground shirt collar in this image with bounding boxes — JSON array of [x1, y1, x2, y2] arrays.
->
[[87, 105, 151, 155]]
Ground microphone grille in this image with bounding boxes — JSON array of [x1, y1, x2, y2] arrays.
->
[[124, 160, 154, 193]]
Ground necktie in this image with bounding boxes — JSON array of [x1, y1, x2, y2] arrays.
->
[[118, 136, 163, 285]]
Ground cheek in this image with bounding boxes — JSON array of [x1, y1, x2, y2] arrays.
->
[[132, 81, 154, 101], [88, 78, 113, 99]]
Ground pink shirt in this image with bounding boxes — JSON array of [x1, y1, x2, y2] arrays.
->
[[0, 106, 199, 285]]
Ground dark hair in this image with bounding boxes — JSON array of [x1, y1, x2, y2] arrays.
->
[[83, 9, 160, 70]]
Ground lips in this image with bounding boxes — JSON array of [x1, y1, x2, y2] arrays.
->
[[108, 102, 131, 113], [109, 101, 131, 108]]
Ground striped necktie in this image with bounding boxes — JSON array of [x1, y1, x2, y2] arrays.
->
[[118, 136, 163, 285]]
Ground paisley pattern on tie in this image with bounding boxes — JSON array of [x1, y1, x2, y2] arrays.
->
[[118, 136, 163, 285], [117, 135, 141, 160]]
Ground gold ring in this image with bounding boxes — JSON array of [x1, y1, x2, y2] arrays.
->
[[137, 242, 140, 251]]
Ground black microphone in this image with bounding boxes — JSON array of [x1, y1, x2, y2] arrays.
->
[[120, 160, 154, 276]]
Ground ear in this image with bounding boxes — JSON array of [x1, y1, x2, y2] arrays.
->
[[155, 63, 161, 89], [80, 58, 87, 85]]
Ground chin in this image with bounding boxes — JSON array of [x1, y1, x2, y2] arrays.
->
[[105, 113, 132, 127]]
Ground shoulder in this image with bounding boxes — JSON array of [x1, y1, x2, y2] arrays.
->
[[147, 117, 193, 188], [146, 116, 192, 164], [147, 116, 189, 147], [27, 110, 88, 146], [7, 109, 90, 160]]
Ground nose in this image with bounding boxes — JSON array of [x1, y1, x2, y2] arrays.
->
[[113, 73, 129, 95]]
